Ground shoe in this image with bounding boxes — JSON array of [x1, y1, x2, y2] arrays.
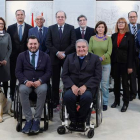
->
[[30, 119, 40, 133], [111, 102, 120, 108], [77, 122, 85, 132], [103, 105, 107, 111], [129, 95, 136, 101], [22, 120, 32, 134], [69, 121, 77, 131], [121, 104, 128, 112]]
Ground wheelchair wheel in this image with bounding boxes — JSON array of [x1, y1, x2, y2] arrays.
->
[[87, 129, 94, 138], [57, 126, 66, 135], [16, 123, 21, 132], [96, 89, 102, 127], [44, 122, 48, 131]]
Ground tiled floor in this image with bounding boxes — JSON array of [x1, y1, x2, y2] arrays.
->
[[0, 92, 140, 140]]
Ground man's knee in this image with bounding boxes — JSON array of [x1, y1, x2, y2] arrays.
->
[[81, 91, 92, 102], [64, 89, 76, 102], [36, 84, 47, 96], [19, 84, 31, 95]]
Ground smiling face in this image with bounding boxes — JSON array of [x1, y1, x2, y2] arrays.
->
[[117, 20, 126, 30], [27, 38, 39, 53], [78, 17, 87, 29], [35, 16, 45, 28], [0, 20, 4, 31], [76, 41, 88, 56], [16, 10, 25, 24], [96, 24, 105, 35], [56, 11, 66, 26], [128, 12, 137, 25]]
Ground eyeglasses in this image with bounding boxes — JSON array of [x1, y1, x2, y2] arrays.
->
[[56, 16, 65, 19], [129, 16, 137, 19], [118, 22, 125, 24]]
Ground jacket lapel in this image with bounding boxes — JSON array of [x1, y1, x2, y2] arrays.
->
[[35, 26, 39, 39], [21, 23, 27, 42], [61, 24, 67, 41], [14, 23, 20, 42], [84, 27, 89, 40], [81, 53, 90, 70], [25, 51, 31, 65], [36, 51, 43, 68], [74, 54, 80, 71]]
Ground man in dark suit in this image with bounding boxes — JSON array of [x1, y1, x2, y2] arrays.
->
[[7, 9, 32, 101], [15, 36, 51, 134], [28, 15, 48, 52], [46, 11, 76, 108], [128, 11, 140, 100], [75, 15, 95, 43], [62, 39, 102, 131]]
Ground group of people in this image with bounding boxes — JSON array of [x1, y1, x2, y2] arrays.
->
[[0, 9, 140, 133]]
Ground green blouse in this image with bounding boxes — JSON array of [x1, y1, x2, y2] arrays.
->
[[89, 35, 112, 65]]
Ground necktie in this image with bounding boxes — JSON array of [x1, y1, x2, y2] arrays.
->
[[31, 53, 35, 68], [59, 26, 62, 39], [132, 25, 137, 40], [19, 25, 23, 41], [81, 30, 85, 39], [39, 28, 43, 44]]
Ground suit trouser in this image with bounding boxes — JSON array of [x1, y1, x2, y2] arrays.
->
[[64, 89, 92, 122], [10, 58, 17, 100], [19, 84, 47, 121], [52, 61, 64, 105], [112, 63, 130, 105], [138, 61, 140, 97]]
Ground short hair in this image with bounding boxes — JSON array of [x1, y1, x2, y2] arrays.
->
[[0, 17, 6, 31], [76, 39, 89, 48], [55, 10, 67, 18], [128, 11, 138, 17], [15, 9, 25, 15], [77, 15, 87, 21], [95, 21, 108, 35], [35, 16, 44, 21], [27, 35, 39, 43], [115, 17, 129, 33]]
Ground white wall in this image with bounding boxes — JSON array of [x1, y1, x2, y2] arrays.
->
[[0, 0, 5, 19]]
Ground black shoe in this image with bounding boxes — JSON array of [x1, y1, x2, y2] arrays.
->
[[121, 104, 128, 112], [103, 105, 107, 111], [69, 121, 77, 131], [77, 122, 85, 132], [129, 95, 136, 101], [111, 102, 120, 108]]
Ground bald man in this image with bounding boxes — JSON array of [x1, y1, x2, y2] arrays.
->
[[28, 15, 48, 52]]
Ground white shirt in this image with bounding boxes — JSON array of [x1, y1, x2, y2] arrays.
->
[[58, 24, 65, 33], [80, 27, 87, 35], [17, 22, 25, 35], [130, 23, 138, 34]]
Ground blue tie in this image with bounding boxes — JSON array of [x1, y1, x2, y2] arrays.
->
[[19, 25, 23, 41], [39, 28, 43, 44]]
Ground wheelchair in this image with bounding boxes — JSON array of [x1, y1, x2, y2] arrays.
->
[[57, 87, 102, 138], [14, 82, 53, 133]]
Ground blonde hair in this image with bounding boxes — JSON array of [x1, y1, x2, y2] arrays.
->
[[115, 17, 129, 33]]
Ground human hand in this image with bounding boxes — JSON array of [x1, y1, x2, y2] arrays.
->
[[33, 80, 41, 88], [78, 85, 87, 95], [71, 85, 79, 96], [128, 68, 133, 74], [1, 60, 7, 66], [57, 51, 65, 59], [26, 81, 34, 88], [101, 55, 105, 61]]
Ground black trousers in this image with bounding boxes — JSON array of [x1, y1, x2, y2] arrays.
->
[[64, 89, 92, 122], [138, 61, 140, 97], [3, 81, 8, 98], [112, 63, 130, 105], [10, 58, 17, 100], [52, 61, 64, 105]]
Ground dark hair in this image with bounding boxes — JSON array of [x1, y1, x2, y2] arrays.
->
[[55, 10, 67, 18], [27, 35, 39, 43], [128, 11, 138, 17], [77, 15, 87, 21], [95, 21, 107, 35], [15, 9, 25, 15], [0, 17, 6, 31]]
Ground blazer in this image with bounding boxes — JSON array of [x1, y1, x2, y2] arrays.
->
[[15, 50, 52, 84], [128, 23, 140, 33], [75, 26, 96, 43], [111, 32, 135, 68], [28, 26, 48, 52], [7, 23, 32, 60], [46, 23, 76, 65], [61, 52, 102, 95]]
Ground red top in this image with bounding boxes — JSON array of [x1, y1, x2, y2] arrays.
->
[[117, 33, 125, 47]]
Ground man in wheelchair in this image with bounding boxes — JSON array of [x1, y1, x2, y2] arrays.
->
[[62, 39, 102, 131], [15, 36, 51, 134]]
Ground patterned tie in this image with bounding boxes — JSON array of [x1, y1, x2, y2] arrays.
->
[[39, 28, 43, 44], [59, 26, 62, 39], [31, 53, 36, 68], [81, 30, 85, 39], [19, 25, 23, 41], [132, 25, 137, 40]]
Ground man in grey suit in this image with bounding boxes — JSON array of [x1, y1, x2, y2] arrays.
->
[[128, 11, 140, 100], [28, 16, 48, 52]]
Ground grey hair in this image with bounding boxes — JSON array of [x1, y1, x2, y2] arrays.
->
[[75, 39, 89, 48], [55, 10, 67, 18], [35, 16, 45, 20]]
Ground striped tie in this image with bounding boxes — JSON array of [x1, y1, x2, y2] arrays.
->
[[132, 25, 137, 40]]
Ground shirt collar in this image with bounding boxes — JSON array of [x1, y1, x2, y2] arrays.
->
[[17, 22, 25, 27], [29, 50, 39, 56], [77, 52, 88, 57], [80, 27, 87, 31], [58, 24, 65, 28], [130, 23, 137, 28], [37, 26, 43, 31]]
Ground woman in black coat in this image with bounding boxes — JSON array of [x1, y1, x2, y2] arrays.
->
[[0, 17, 12, 98], [111, 17, 134, 112]]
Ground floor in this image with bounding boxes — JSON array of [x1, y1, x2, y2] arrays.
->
[[0, 92, 140, 140]]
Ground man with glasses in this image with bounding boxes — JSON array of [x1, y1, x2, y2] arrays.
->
[[75, 15, 95, 43], [46, 11, 76, 108], [28, 15, 48, 52], [128, 11, 140, 101]]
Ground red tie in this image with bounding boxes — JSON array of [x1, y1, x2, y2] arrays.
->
[[81, 30, 85, 39]]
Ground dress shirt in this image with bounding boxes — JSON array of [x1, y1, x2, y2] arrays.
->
[[29, 50, 39, 69], [58, 24, 65, 33], [80, 27, 87, 35], [17, 22, 25, 35], [37, 26, 43, 34], [130, 23, 138, 34]]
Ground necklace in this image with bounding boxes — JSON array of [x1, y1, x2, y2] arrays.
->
[[96, 34, 106, 39]]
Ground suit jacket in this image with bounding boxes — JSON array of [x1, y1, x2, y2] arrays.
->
[[7, 23, 32, 60], [75, 26, 95, 43], [46, 23, 76, 65], [111, 32, 135, 68], [128, 23, 140, 33], [28, 26, 48, 52], [61, 52, 102, 95], [15, 50, 52, 84]]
